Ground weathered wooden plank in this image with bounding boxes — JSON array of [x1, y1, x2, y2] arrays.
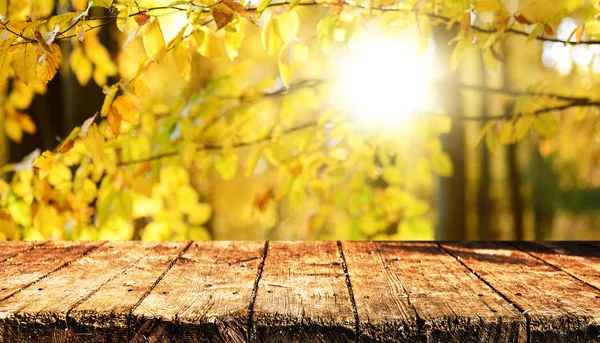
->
[[512, 242, 600, 291], [0, 241, 101, 302], [66, 241, 190, 342], [130, 241, 266, 343], [441, 242, 600, 343], [252, 241, 355, 343], [0, 241, 43, 263], [0, 241, 169, 343], [343, 242, 526, 343], [340, 241, 419, 342]]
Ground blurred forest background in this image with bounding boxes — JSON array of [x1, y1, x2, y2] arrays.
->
[[1, 0, 599, 240]]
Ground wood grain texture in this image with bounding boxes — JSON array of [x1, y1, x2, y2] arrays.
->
[[0, 241, 101, 302], [441, 242, 600, 343], [340, 241, 419, 342], [512, 242, 600, 290], [343, 242, 526, 343], [0, 241, 42, 262], [0, 241, 165, 343], [252, 241, 355, 343], [69, 242, 189, 342], [130, 241, 266, 343]]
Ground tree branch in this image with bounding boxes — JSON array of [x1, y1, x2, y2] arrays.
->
[[117, 120, 319, 166], [8, 0, 600, 47]]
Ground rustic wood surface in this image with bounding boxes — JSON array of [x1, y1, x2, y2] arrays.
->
[[0, 241, 599, 343]]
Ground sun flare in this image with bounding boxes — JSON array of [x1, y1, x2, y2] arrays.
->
[[337, 33, 436, 127]]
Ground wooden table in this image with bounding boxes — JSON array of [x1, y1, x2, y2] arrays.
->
[[0, 241, 599, 342]]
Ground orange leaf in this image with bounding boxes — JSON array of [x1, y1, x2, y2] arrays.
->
[[107, 107, 122, 138], [134, 12, 151, 26], [211, 4, 235, 30], [36, 43, 61, 85], [515, 14, 531, 25], [111, 95, 139, 124]]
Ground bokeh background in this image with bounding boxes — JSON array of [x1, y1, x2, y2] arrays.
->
[[2, 0, 600, 240]]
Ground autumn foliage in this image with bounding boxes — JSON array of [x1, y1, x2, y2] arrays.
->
[[0, 0, 599, 240]]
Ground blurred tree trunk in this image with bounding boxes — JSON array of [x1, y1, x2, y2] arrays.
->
[[435, 27, 467, 240], [502, 47, 524, 240], [507, 144, 524, 239], [477, 56, 492, 240]]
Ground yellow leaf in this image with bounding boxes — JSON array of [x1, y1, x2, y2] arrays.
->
[[112, 95, 139, 124], [36, 43, 62, 85], [431, 152, 453, 177], [69, 46, 93, 86], [5, 117, 22, 143], [188, 203, 212, 225], [225, 21, 244, 60], [117, 5, 130, 32], [498, 120, 513, 144], [100, 83, 119, 117], [91, 0, 112, 8], [12, 43, 37, 85], [174, 39, 191, 80], [485, 129, 498, 152], [33, 150, 55, 179], [132, 176, 153, 197], [586, 20, 600, 35], [215, 152, 238, 179], [245, 146, 263, 176], [0, 34, 17, 84], [131, 77, 150, 98], [83, 123, 105, 162], [143, 19, 166, 61], [533, 113, 558, 137], [514, 116, 533, 141], [278, 11, 299, 43], [198, 29, 223, 58], [261, 16, 282, 56], [278, 42, 293, 88], [16, 112, 36, 134]]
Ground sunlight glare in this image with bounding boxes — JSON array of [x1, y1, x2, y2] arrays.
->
[[338, 34, 436, 127]]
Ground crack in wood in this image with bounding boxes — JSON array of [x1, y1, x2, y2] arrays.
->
[[64, 250, 150, 332], [126, 241, 193, 342], [337, 241, 360, 343], [437, 243, 531, 343], [247, 241, 269, 343]]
